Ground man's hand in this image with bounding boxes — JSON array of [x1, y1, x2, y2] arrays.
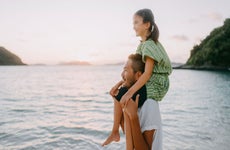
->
[[124, 94, 139, 120], [110, 80, 124, 97], [120, 91, 133, 108]]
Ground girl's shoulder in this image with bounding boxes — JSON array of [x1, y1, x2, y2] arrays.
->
[[136, 40, 162, 53], [142, 39, 159, 47]]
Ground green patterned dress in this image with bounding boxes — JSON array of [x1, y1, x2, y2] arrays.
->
[[136, 39, 172, 101]]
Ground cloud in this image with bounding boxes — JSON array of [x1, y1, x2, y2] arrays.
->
[[188, 12, 223, 23], [17, 38, 28, 43], [205, 12, 223, 22], [170, 35, 189, 41]]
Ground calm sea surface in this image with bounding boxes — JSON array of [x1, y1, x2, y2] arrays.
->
[[0, 66, 230, 150]]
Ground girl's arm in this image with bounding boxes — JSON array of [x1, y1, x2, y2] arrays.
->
[[120, 56, 154, 106], [110, 69, 125, 97]]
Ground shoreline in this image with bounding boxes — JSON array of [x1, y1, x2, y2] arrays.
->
[[1, 64, 230, 71], [173, 65, 230, 71]]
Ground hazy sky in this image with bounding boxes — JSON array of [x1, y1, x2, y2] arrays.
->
[[0, 0, 229, 65]]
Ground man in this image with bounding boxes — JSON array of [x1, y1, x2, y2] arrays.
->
[[123, 92, 162, 150], [102, 54, 162, 150]]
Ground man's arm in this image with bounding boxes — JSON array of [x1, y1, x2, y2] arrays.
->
[[124, 96, 155, 150], [143, 130, 155, 149], [129, 110, 155, 150], [124, 110, 134, 150]]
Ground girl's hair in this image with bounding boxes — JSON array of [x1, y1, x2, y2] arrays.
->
[[135, 8, 159, 42]]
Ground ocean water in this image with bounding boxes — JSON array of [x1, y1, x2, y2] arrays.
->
[[0, 66, 230, 150]]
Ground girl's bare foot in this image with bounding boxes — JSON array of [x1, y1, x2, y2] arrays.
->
[[102, 131, 120, 146]]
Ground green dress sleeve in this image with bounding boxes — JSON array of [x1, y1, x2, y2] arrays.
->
[[141, 41, 162, 63]]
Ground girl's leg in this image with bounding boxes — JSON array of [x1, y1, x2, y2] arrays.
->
[[120, 112, 125, 133], [102, 98, 123, 146]]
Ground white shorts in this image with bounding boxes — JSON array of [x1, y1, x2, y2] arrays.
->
[[138, 99, 163, 150]]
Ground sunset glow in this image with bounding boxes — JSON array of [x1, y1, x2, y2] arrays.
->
[[0, 0, 229, 65]]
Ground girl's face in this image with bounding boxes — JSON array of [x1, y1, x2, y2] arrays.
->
[[133, 15, 150, 37]]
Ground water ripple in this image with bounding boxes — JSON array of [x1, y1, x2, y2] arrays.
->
[[0, 66, 229, 149]]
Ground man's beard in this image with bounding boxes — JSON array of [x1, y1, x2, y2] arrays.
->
[[123, 78, 136, 89]]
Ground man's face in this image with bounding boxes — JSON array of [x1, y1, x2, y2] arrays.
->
[[122, 59, 136, 88]]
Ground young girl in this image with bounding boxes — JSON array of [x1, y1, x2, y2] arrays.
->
[[102, 8, 172, 147], [120, 8, 172, 107]]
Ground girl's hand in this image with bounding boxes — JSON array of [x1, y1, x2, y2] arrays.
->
[[120, 91, 133, 108], [110, 80, 124, 97]]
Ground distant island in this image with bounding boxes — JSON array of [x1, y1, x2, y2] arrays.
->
[[0, 47, 26, 65], [58, 61, 91, 66], [175, 18, 230, 70], [104, 62, 125, 66]]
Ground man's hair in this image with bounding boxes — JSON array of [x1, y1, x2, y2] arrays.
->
[[128, 54, 145, 73]]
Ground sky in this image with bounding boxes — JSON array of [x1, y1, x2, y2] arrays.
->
[[0, 0, 229, 65]]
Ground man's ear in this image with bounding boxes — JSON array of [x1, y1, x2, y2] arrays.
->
[[135, 71, 142, 80]]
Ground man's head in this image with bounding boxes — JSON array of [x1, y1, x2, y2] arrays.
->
[[122, 54, 145, 88]]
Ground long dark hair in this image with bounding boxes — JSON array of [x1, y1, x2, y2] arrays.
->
[[135, 8, 159, 42]]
